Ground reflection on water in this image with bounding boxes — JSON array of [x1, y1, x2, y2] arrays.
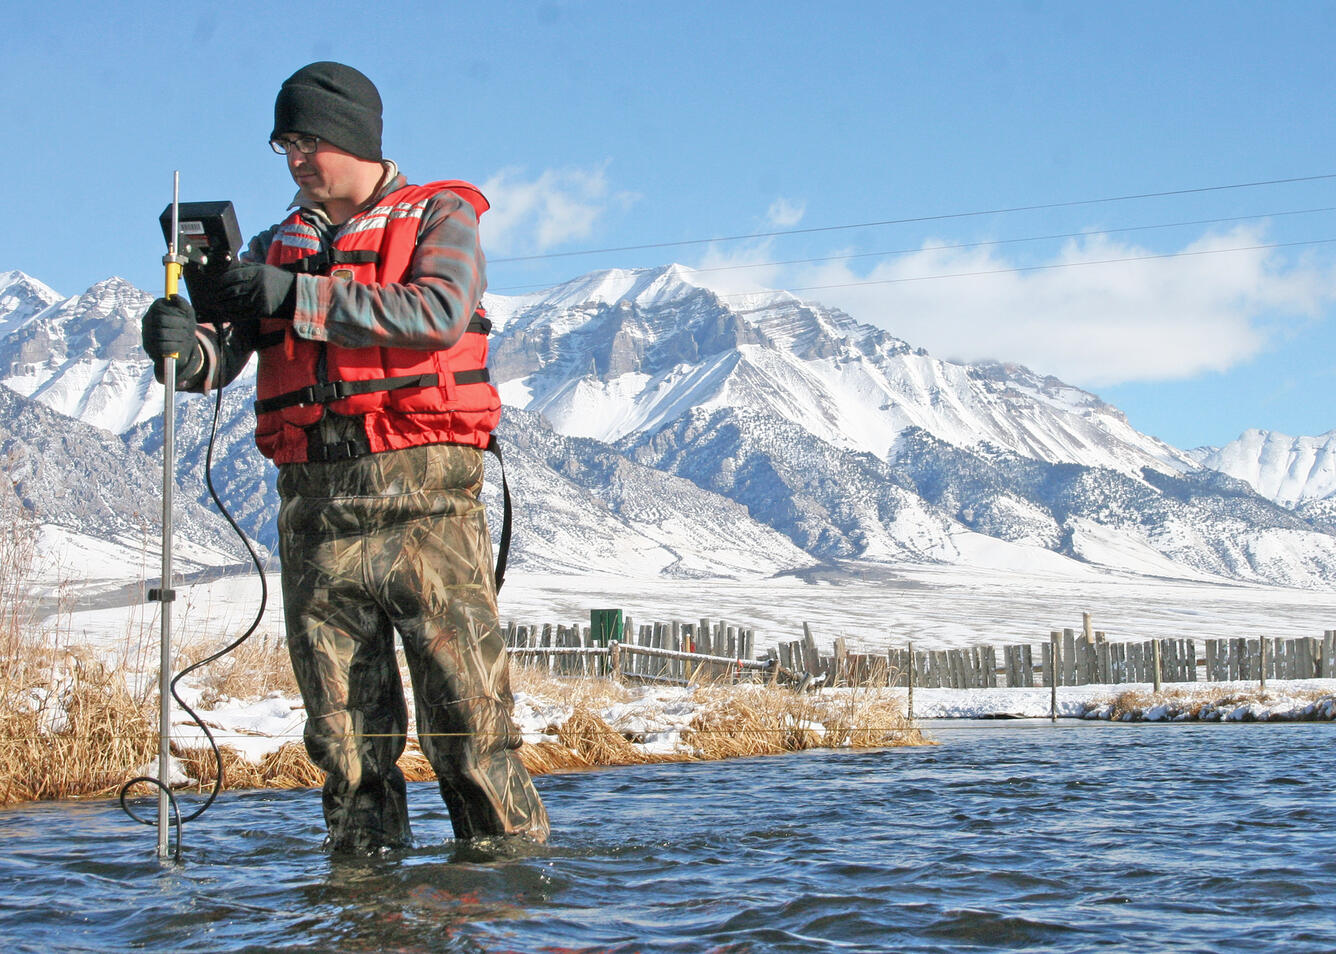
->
[[3, 722, 1335, 953]]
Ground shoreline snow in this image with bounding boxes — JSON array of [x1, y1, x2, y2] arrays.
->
[[147, 677, 1336, 778]]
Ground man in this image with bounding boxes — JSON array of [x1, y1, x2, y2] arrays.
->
[[141, 61, 549, 852]]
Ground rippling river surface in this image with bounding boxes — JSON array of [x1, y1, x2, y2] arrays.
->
[[3, 722, 1334, 953]]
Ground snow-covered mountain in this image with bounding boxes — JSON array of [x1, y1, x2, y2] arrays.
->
[[0, 382, 252, 593], [483, 265, 1336, 586], [1191, 429, 1336, 506], [0, 276, 162, 434], [0, 270, 64, 339], [486, 265, 1198, 478], [2, 266, 1335, 591]]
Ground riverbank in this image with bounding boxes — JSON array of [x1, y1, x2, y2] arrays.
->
[[907, 679, 1336, 720], [6, 644, 1335, 807], [2, 661, 931, 805]]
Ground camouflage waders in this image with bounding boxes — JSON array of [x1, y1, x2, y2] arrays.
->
[[276, 422, 548, 851]]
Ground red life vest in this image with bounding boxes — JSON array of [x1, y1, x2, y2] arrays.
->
[[253, 180, 499, 465]]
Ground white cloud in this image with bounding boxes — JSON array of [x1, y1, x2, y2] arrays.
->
[[697, 225, 1336, 387], [766, 197, 806, 228], [477, 163, 638, 256]]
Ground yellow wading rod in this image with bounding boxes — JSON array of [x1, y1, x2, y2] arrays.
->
[[156, 171, 186, 859]]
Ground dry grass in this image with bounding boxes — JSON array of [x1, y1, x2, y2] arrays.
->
[[556, 706, 665, 765], [1106, 684, 1335, 720], [0, 621, 305, 805], [685, 683, 927, 758], [0, 644, 158, 804], [2, 645, 929, 806], [510, 663, 634, 711], [188, 634, 299, 708], [817, 688, 928, 748]]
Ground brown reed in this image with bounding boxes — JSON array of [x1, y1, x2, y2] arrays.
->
[[1105, 684, 1333, 720], [189, 634, 299, 709], [0, 645, 158, 804]]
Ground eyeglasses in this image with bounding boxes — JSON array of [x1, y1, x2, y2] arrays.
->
[[269, 135, 322, 155]]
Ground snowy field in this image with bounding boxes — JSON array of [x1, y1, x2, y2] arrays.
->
[[59, 559, 1336, 657]]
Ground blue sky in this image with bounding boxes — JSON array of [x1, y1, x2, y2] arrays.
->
[[3, 0, 1334, 449]]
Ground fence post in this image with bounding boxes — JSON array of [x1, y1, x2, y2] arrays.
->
[[1096, 639, 1111, 684], [1050, 631, 1058, 722], [907, 640, 915, 721], [1152, 639, 1162, 694], [802, 623, 821, 681]]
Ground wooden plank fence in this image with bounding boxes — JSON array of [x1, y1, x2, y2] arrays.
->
[[506, 615, 1336, 692], [504, 615, 764, 684]]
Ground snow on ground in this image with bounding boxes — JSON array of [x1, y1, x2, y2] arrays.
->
[[491, 564, 1336, 651], [58, 560, 1336, 658], [907, 679, 1336, 720], [136, 676, 1336, 781], [170, 684, 308, 763]]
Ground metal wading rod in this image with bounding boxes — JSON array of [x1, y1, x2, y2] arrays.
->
[[157, 170, 185, 859]]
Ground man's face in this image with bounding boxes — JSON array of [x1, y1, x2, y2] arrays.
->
[[278, 134, 371, 206]]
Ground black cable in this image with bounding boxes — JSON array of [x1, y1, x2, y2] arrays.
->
[[116, 778, 183, 862], [118, 378, 269, 858], [489, 204, 1336, 293]]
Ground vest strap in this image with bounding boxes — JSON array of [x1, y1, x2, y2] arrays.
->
[[306, 438, 372, 463], [255, 372, 439, 414], [254, 368, 490, 415], [279, 248, 381, 275]]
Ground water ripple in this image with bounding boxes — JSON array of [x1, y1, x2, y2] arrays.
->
[[2, 723, 1335, 952]]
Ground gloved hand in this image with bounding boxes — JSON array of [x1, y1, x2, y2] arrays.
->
[[211, 262, 297, 319], [141, 295, 197, 361]]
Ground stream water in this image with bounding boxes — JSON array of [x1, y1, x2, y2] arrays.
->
[[2, 721, 1333, 953]]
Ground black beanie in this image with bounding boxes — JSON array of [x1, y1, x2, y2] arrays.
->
[[272, 62, 383, 160]]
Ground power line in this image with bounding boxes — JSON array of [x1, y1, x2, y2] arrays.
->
[[488, 205, 1336, 294], [489, 172, 1336, 264], [716, 236, 1336, 298]]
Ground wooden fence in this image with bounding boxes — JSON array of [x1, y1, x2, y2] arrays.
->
[[504, 615, 763, 683], [507, 612, 1336, 693], [894, 629, 1336, 690]]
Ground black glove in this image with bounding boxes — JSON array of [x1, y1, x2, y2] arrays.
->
[[141, 295, 197, 361], [212, 262, 297, 320]]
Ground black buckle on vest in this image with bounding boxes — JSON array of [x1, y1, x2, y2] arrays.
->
[[281, 248, 381, 275], [297, 380, 355, 405], [307, 439, 371, 463]]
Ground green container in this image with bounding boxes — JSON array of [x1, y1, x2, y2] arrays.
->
[[590, 608, 624, 646]]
